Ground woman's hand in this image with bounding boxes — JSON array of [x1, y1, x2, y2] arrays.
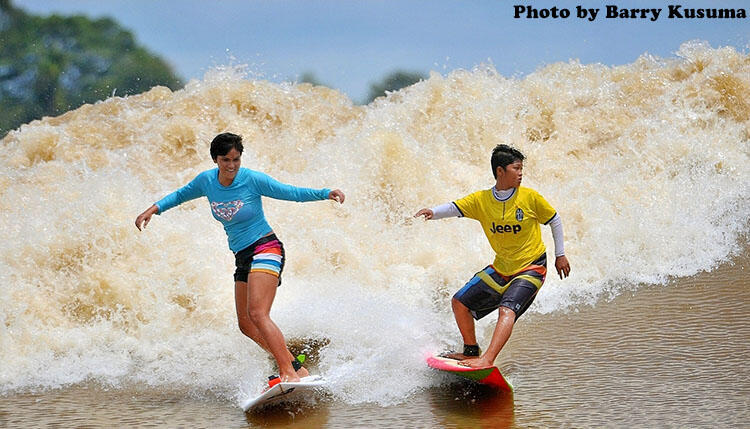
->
[[328, 189, 346, 204], [414, 208, 434, 220], [135, 205, 159, 231]]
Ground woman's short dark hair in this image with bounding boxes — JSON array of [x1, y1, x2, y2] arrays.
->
[[210, 132, 244, 160], [491, 144, 525, 178]]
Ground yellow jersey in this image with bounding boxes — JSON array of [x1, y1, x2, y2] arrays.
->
[[454, 187, 557, 276]]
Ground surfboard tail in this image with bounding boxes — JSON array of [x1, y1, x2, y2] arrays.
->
[[426, 355, 513, 391]]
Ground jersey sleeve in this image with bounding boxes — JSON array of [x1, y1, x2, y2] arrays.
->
[[533, 190, 557, 224], [154, 172, 206, 214], [453, 191, 482, 220], [251, 171, 330, 202]]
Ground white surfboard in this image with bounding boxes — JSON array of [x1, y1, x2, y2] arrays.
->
[[241, 375, 327, 412]]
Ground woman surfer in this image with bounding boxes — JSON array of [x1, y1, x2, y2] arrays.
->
[[135, 132, 345, 382]]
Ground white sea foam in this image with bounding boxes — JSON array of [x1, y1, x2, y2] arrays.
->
[[1, 41, 748, 404]]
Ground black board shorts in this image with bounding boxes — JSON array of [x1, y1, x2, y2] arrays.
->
[[453, 254, 547, 320], [233, 234, 286, 285]]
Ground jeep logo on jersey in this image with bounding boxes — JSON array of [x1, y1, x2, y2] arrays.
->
[[490, 222, 522, 234], [516, 209, 524, 221]]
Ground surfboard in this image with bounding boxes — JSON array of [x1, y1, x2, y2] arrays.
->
[[426, 354, 513, 392], [241, 375, 327, 412]]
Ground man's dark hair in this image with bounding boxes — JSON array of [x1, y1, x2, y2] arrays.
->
[[491, 144, 525, 178], [210, 132, 244, 160]]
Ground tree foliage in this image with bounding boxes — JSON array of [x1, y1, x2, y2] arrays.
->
[[0, 1, 182, 136], [365, 70, 426, 104], [298, 71, 324, 87]]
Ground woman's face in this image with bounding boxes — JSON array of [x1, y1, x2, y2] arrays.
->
[[215, 148, 242, 183]]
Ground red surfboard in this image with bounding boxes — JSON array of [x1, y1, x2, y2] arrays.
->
[[426, 354, 513, 392]]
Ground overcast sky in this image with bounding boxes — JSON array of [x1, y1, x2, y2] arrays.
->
[[14, 0, 750, 102]]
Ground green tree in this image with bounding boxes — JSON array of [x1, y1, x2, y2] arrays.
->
[[365, 70, 426, 104], [298, 71, 324, 86], [0, 1, 182, 136]]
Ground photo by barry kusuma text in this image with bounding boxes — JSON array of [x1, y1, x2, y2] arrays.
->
[[512, 4, 747, 21]]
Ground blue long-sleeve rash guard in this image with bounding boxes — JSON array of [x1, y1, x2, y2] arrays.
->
[[155, 167, 331, 252]]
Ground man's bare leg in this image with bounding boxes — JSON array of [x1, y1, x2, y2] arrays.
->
[[460, 306, 516, 368]]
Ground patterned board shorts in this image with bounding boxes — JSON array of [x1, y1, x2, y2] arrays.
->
[[453, 253, 547, 320], [233, 234, 286, 284]]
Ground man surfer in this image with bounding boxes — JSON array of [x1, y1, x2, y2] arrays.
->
[[415, 144, 571, 367]]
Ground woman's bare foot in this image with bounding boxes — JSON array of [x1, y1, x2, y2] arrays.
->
[[279, 370, 301, 383], [296, 366, 309, 378]]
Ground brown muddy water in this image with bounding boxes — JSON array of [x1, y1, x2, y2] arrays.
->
[[2, 251, 747, 428]]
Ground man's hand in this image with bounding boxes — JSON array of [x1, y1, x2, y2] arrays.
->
[[414, 208, 434, 220], [555, 255, 570, 279]]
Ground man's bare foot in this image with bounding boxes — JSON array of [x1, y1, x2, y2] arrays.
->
[[458, 356, 493, 368], [442, 352, 470, 360]]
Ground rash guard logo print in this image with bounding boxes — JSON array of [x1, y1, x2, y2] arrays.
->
[[211, 200, 243, 221]]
